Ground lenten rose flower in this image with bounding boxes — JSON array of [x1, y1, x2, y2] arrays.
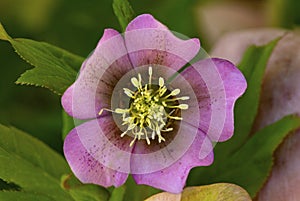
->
[[62, 14, 247, 193]]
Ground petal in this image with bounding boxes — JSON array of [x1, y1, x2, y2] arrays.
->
[[132, 129, 213, 193], [125, 14, 200, 70], [80, 28, 122, 72], [181, 58, 247, 141], [130, 120, 199, 174], [61, 84, 75, 117], [61, 29, 133, 119], [64, 116, 134, 187], [212, 58, 247, 140]]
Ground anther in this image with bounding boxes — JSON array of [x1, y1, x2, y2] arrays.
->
[[115, 108, 129, 114], [123, 88, 134, 98], [98, 108, 115, 115], [170, 89, 180, 96], [178, 104, 189, 110], [131, 77, 140, 89], [159, 77, 164, 87], [177, 96, 190, 100]]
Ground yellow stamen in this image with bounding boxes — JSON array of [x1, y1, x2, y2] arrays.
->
[[99, 67, 189, 147], [159, 77, 164, 87]]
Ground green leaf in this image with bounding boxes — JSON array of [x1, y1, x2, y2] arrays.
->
[[0, 23, 84, 95], [0, 124, 110, 201], [0, 124, 73, 200], [62, 111, 75, 140], [0, 191, 53, 201], [189, 115, 300, 198], [216, 115, 300, 197], [122, 176, 161, 201], [188, 38, 281, 188], [109, 186, 126, 201], [61, 174, 109, 201], [69, 186, 109, 201], [62, 111, 86, 140], [228, 37, 281, 153], [145, 183, 251, 201], [113, 0, 135, 31]]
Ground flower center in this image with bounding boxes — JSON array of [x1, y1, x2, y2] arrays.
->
[[99, 67, 189, 147]]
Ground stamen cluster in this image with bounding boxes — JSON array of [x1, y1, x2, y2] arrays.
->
[[100, 67, 189, 146]]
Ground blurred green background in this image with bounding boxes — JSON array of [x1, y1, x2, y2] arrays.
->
[[0, 0, 299, 153]]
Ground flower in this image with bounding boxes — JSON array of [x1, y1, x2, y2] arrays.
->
[[62, 14, 247, 193]]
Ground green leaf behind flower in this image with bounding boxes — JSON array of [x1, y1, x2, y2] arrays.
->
[[199, 38, 280, 162], [0, 124, 73, 200], [108, 186, 126, 201], [62, 111, 86, 140], [61, 174, 109, 201], [225, 37, 281, 154], [122, 176, 161, 201], [187, 39, 300, 198], [189, 115, 300, 197], [113, 0, 135, 31], [0, 124, 110, 201], [62, 111, 76, 140], [0, 23, 84, 95], [215, 115, 300, 197], [0, 191, 53, 201]]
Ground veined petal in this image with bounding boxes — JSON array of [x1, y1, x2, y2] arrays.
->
[[63, 117, 134, 187], [129, 120, 209, 176], [79, 28, 121, 72], [212, 58, 247, 141], [61, 29, 133, 119], [125, 14, 200, 70], [180, 58, 247, 142], [132, 129, 213, 193]]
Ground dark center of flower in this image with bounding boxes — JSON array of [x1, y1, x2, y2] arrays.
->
[[99, 67, 189, 147]]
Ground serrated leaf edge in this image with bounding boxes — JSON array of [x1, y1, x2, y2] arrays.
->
[[15, 76, 61, 95]]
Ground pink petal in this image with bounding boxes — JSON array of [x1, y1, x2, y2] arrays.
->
[[64, 116, 134, 187], [64, 118, 128, 187], [132, 129, 213, 193], [130, 120, 200, 174], [212, 58, 247, 141], [181, 58, 247, 141], [79, 28, 122, 72], [125, 14, 200, 70], [61, 29, 133, 119]]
